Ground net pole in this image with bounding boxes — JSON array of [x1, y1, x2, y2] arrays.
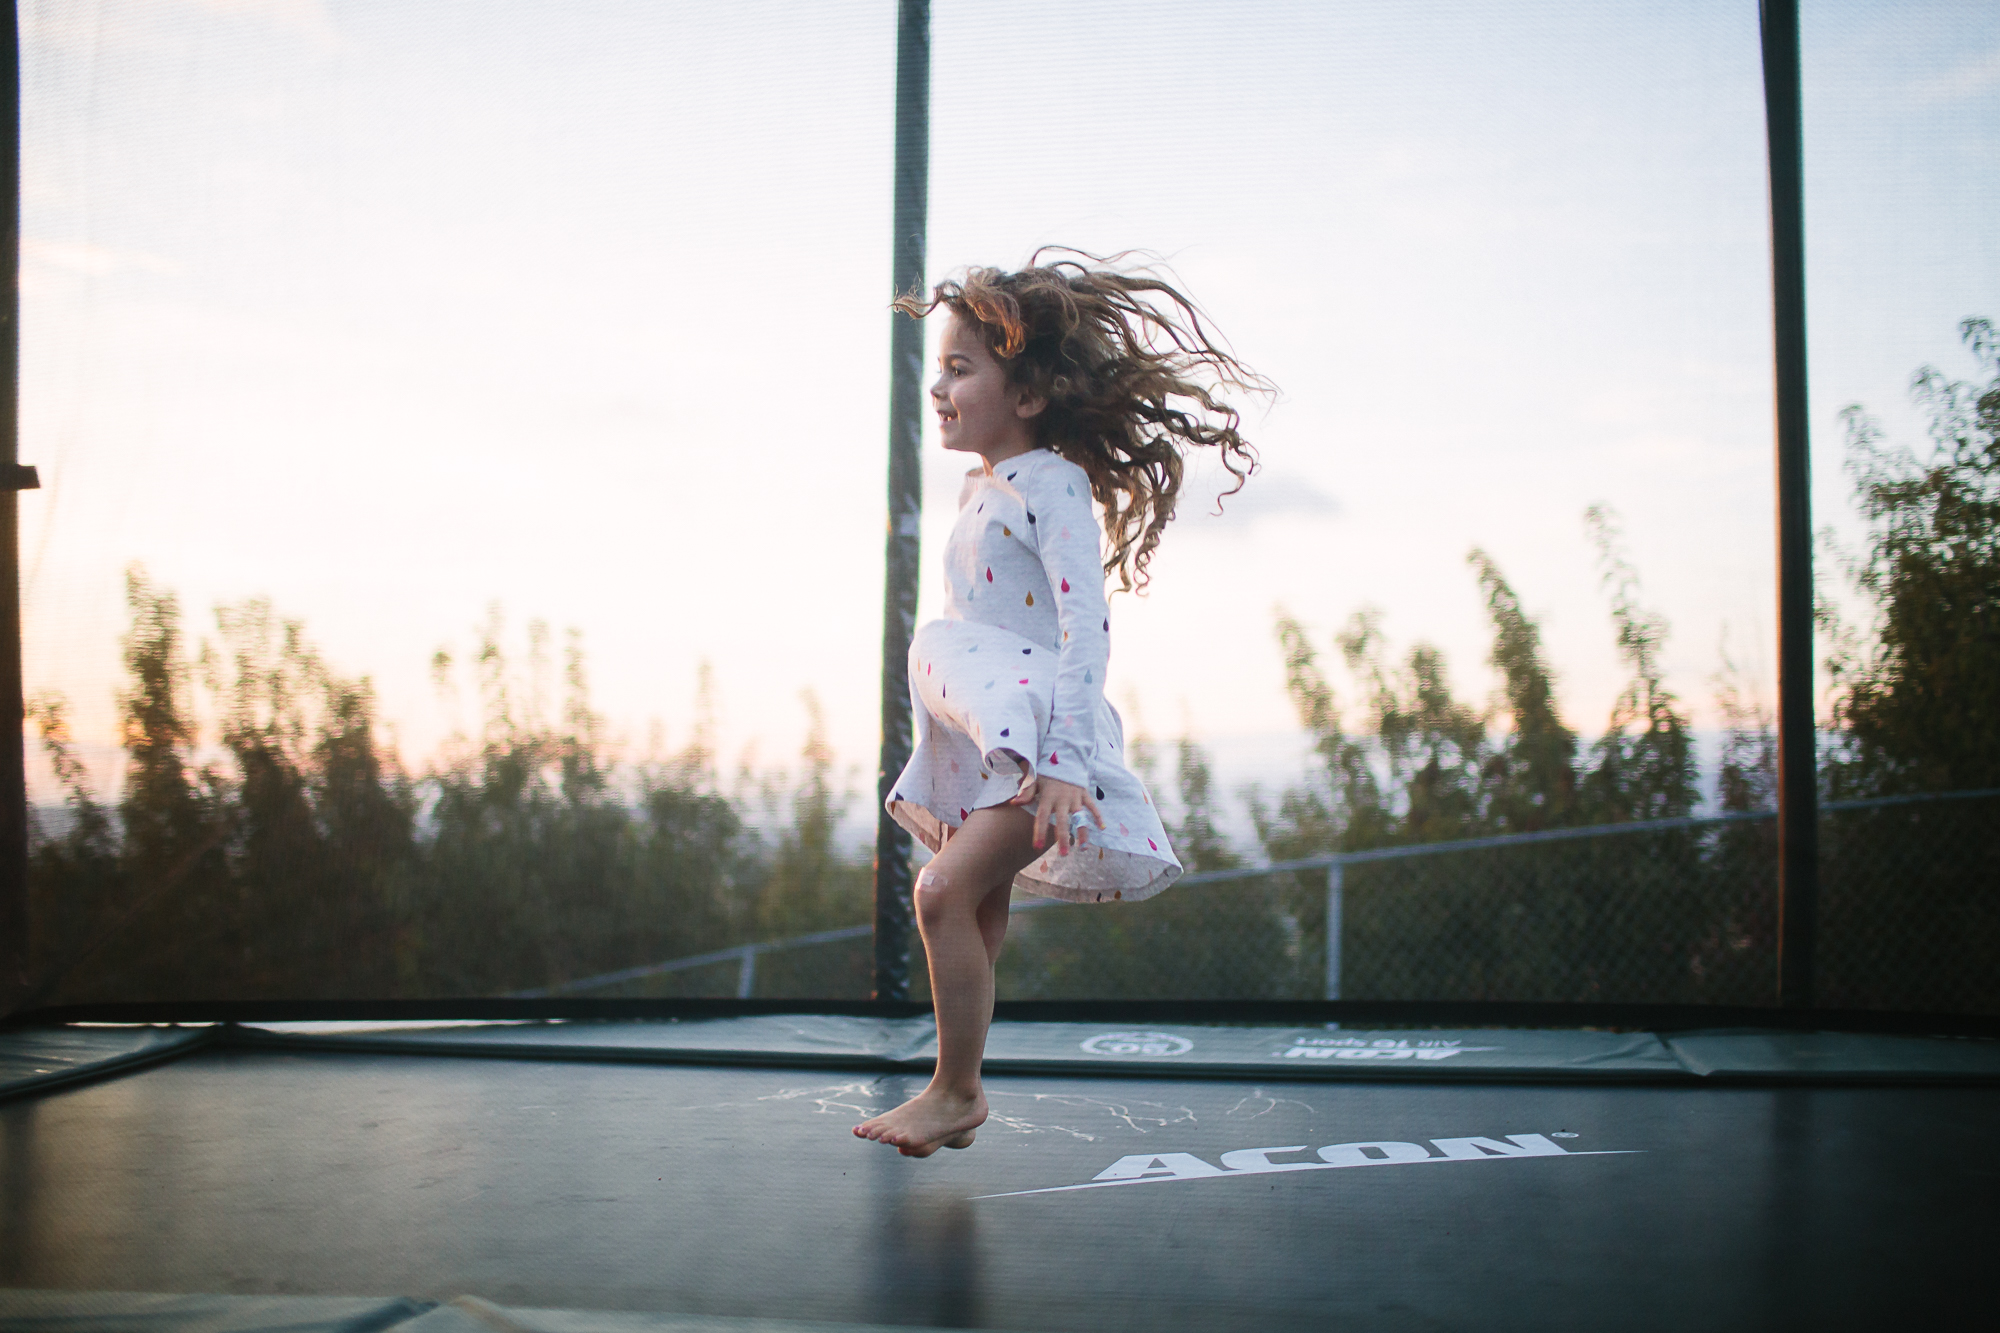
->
[[873, 0, 930, 1002], [1760, 0, 1817, 1009], [0, 5, 26, 1010]]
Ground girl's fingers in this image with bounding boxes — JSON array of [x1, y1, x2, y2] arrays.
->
[[1083, 792, 1106, 829], [1046, 792, 1075, 856]]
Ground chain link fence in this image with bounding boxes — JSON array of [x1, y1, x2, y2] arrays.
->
[[529, 790, 1999, 1013]]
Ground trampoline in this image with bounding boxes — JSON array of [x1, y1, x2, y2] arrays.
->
[[5, 1, 1999, 1329], [2, 1010, 1998, 1331]]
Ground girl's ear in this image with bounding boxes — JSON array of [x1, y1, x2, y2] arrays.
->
[[1014, 388, 1048, 420]]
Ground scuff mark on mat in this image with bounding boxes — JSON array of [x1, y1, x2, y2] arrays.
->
[[981, 1091, 1198, 1141], [1225, 1088, 1317, 1120], [661, 1081, 886, 1120]]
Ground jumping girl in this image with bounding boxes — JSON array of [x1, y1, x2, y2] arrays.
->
[[853, 252, 1266, 1157]]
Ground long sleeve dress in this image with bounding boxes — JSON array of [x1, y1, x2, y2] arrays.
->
[[886, 447, 1181, 903]]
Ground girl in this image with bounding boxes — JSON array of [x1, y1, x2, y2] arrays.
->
[[853, 252, 1265, 1157]]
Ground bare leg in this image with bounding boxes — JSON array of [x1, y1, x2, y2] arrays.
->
[[853, 804, 1038, 1156]]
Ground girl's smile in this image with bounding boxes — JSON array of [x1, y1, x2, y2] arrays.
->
[[931, 313, 1043, 468]]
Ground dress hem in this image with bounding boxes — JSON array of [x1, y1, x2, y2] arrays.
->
[[887, 799, 1180, 905]]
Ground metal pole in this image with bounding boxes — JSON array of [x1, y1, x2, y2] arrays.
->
[[1324, 862, 1343, 1001], [1760, 0, 1817, 1008], [873, 0, 929, 1002], [0, 4, 29, 1013]]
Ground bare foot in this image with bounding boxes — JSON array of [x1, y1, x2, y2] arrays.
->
[[852, 1086, 987, 1157], [904, 1127, 976, 1158]]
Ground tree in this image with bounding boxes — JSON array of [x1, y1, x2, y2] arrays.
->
[[1469, 548, 1578, 831], [1826, 317, 2000, 796], [1578, 507, 1698, 822]]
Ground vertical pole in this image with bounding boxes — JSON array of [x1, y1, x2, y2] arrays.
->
[[0, 5, 26, 1012], [1324, 862, 1343, 1001], [1760, 0, 1817, 1008], [873, 0, 929, 1002]]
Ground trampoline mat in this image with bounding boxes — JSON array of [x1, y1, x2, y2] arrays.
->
[[1, 1047, 1993, 1331]]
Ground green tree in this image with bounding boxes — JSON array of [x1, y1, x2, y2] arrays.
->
[[1469, 548, 1578, 831], [1826, 317, 2000, 795], [1579, 506, 1698, 822]]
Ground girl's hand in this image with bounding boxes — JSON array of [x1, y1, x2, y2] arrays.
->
[[1012, 774, 1105, 856]]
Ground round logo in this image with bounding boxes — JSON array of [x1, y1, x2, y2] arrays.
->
[[1079, 1030, 1193, 1057]]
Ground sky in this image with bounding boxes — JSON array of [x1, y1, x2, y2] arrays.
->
[[17, 0, 2000, 831]]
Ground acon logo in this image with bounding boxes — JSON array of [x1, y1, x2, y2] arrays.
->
[[1277, 1037, 1501, 1062], [1080, 1031, 1193, 1057], [977, 1132, 1638, 1200]]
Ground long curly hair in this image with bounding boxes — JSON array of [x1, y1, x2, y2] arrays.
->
[[894, 249, 1270, 593]]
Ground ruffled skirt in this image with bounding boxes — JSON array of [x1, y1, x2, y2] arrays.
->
[[885, 618, 1180, 904]]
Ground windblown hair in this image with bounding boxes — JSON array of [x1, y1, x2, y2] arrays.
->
[[894, 249, 1270, 592]]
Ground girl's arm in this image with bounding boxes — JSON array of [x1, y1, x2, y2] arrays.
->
[[1026, 459, 1111, 788]]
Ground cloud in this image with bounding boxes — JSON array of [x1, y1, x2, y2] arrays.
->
[[22, 237, 183, 279], [1180, 469, 1342, 532], [1915, 44, 2000, 103], [179, 0, 338, 43], [23, 0, 340, 56]]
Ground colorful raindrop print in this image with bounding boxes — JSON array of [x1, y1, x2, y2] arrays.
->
[[1025, 592, 1034, 606], [1060, 577, 1070, 592], [1027, 511, 1036, 524], [1002, 526, 1011, 537], [985, 567, 993, 582]]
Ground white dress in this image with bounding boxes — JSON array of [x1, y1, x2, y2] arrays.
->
[[886, 448, 1181, 903]]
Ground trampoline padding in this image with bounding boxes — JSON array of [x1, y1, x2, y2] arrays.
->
[[0, 1292, 940, 1333], [229, 1018, 1690, 1081], [223, 1018, 2000, 1083], [0, 1026, 215, 1103], [0, 1289, 428, 1333], [1667, 1030, 2000, 1080]]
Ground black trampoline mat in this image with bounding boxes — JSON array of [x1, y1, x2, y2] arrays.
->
[[2, 1048, 1994, 1332]]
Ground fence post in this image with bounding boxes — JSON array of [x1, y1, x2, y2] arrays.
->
[[1324, 861, 1344, 1001], [735, 947, 757, 1001]]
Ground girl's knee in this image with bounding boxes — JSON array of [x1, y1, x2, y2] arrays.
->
[[914, 864, 958, 929]]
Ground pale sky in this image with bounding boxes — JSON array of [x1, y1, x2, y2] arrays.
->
[[18, 0, 1999, 824]]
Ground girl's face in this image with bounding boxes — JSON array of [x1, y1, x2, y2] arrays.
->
[[931, 313, 1043, 467]]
